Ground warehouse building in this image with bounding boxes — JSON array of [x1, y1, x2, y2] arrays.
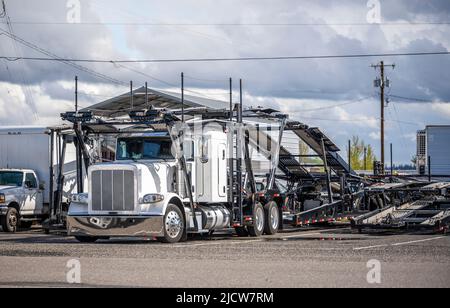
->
[[416, 125, 450, 175]]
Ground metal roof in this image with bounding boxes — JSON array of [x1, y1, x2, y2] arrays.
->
[[82, 87, 229, 118]]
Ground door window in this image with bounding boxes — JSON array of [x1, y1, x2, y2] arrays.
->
[[25, 173, 38, 189]]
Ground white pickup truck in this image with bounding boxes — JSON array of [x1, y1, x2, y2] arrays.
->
[[0, 169, 45, 231], [0, 127, 78, 232]]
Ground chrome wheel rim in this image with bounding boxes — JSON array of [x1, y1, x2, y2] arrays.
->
[[270, 205, 279, 230], [255, 207, 264, 231], [9, 212, 18, 227], [165, 211, 183, 239]]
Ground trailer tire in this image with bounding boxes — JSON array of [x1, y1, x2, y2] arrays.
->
[[248, 203, 265, 237], [1, 207, 19, 233], [264, 202, 279, 235], [75, 236, 99, 243], [158, 204, 185, 244]]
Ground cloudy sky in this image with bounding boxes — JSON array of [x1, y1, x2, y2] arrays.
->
[[1, 0, 450, 164]]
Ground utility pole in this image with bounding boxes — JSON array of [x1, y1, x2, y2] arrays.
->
[[372, 61, 395, 174]]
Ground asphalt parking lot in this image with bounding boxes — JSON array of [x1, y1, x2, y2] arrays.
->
[[0, 226, 449, 288]]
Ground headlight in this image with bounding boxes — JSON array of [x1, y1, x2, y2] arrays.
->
[[0, 194, 5, 204], [71, 193, 89, 204], [141, 194, 164, 204]]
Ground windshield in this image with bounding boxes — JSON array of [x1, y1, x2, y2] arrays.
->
[[116, 138, 175, 161], [0, 171, 23, 187]]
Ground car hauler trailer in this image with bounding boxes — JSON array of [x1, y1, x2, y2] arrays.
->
[[0, 126, 78, 232], [352, 182, 450, 233]]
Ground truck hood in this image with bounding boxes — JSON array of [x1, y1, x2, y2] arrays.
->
[[0, 185, 18, 192]]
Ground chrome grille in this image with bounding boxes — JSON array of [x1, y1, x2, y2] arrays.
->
[[90, 170, 135, 212]]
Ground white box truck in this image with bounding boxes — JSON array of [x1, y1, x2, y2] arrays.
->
[[0, 126, 77, 232]]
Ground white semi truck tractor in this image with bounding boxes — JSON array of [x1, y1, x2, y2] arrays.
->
[[66, 110, 284, 243]]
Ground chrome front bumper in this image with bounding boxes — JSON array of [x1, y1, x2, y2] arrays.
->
[[67, 215, 164, 237]]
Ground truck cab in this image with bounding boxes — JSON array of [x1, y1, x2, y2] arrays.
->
[[0, 169, 45, 232], [67, 128, 232, 243]]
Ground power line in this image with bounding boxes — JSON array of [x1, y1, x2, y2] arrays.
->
[[291, 95, 375, 112], [0, 28, 127, 86], [0, 0, 38, 120], [300, 115, 418, 126], [1, 51, 448, 64], [389, 94, 431, 102], [3, 21, 450, 27]]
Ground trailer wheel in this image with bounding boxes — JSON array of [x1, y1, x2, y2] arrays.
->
[[75, 236, 99, 243], [158, 204, 185, 243], [264, 202, 279, 235], [248, 203, 265, 237], [1, 207, 19, 233]]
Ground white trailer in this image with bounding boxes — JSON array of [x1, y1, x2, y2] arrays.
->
[[0, 126, 77, 231]]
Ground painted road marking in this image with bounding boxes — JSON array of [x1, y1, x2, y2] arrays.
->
[[354, 236, 447, 251], [280, 229, 343, 239], [391, 236, 446, 246], [353, 244, 389, 251]]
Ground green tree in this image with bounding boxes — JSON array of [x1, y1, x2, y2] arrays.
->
[[348, 136, 377, 171]]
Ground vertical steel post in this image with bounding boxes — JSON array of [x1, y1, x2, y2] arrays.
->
[[75, 76, 78, 112], [181, 72, 185, 122], [428, 156, 432, 182], [145, 82, 148, 108], [229, 78, 234, 204], [322, 138, 333, 204], [348, 140, 351, 170], [390, 143, 393, 177], [236, 79, 243, 225], [49, 130, 55, 220], [130, 81, 133, 110]]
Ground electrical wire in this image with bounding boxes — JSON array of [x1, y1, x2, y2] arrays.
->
[[3, 21, 450, 27], [290, 95, 375, 112], [0, 28, 127, 86], [1, 51, 449, 64]]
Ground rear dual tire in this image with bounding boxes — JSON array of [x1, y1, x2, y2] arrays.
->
[[235, 202, 280, 237], [264, 201, 280, 235], [248, 203, 265, 237]]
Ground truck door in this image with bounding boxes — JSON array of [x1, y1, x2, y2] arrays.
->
[[23, 173, 43, 215], [218, 143, 227, 198]]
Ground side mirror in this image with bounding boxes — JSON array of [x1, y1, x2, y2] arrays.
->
[[39, 183, 45, 190]]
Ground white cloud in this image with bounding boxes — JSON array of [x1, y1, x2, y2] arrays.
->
[[431, 102, 450, 118]]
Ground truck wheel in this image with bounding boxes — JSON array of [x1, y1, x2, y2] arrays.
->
[[264, 202, 279, 235], [248, 203, 265, 237], [75, 236, 99, 243], [1, 207, 19, 233], [158, 204, 185, 243]]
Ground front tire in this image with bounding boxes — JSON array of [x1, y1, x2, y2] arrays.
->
[[1, 207, 19, 233], [158, 204, 185, 243], [264, 201, 280, 235], [248, 203, 265, 237]]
